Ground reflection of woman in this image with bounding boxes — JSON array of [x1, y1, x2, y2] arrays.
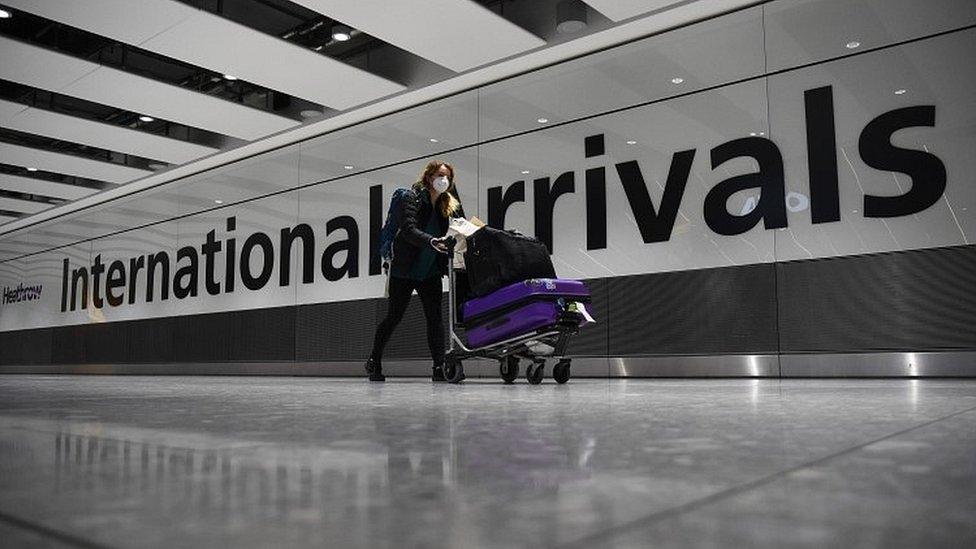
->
[[365, 160, 465, 382]]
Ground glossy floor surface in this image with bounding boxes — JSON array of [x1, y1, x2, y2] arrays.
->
[[1, 376, 975, 548]]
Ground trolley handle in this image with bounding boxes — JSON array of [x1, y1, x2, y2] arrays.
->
[[445, 235, 460, 353]]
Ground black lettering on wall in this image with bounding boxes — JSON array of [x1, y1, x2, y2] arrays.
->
[[616, 151, 696, 243], [584, 134, 605, 158], [60, 258, 68, 312], [705, 137, 787, 236], [280, 224, 315, 286], [201, 229, 222, 295], [321, 216, 359, 282], [368, 184, 383, 276], [585, 133, 607, 250], [859, 105, 946, 218], [586, 167, 607, 250], [534, 172, 575, 252], [70, 265, 88, 311], [240, 233, 274, 291], [91, 255, 105, 309], [43, 84, 957, 319], [225, 217, 236, 293], [487, 181, 525, 229], [174, 246, 199, 299], [105, 260, 126, 307], [804, 86, 840, 223], [127, 256, 144, 305], [146, 251, 170, 302]]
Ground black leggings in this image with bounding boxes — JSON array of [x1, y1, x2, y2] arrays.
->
[[370, 275, 444, 365]]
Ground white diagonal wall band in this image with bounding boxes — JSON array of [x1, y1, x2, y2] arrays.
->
[[3, 0, 406, 110], [0, 99, 219, 165], [289, 0, 546, 72], [0, 196, 50, 215], [0, 174, 98, 201], [0, 36, 300, 141], [0, 142, 148, 184]]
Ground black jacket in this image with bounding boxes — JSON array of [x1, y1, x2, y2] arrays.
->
[[390, 186, 464, 278]]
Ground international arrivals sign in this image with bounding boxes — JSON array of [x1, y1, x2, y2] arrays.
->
[[57, 85, 947, 313]]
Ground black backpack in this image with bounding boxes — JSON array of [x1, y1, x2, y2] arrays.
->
[[378, 188, 412, 270]]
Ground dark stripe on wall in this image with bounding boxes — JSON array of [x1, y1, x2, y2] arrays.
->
[[777, 244, 976, 352], [608, 263, 778, 356], [2, 244, 975, 368], [296, 298, 377, 361]]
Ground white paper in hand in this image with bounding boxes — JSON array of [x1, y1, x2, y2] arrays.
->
[[447, 218, 483, 269]]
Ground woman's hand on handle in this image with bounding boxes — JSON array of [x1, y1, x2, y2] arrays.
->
[[430, 237, 450, 254]]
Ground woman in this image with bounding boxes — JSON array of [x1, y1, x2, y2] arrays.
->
[[365, 160, 464, 382]]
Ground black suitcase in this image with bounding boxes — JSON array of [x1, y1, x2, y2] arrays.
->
[[463, 226, 556, 297]]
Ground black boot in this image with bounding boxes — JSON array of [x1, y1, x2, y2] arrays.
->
[[365, 357, 385, 382], [431, 365, 445, 382]]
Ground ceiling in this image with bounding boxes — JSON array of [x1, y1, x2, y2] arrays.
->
[[0, 0, 709, 227]]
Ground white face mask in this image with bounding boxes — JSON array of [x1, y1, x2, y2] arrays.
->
[[431, 176, 450, 194]]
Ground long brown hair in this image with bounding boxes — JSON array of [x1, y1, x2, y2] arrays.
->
[[413, 160, 461, 217]]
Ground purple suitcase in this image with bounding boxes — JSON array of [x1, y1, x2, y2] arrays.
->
[[462, 279, 590, 348], [462, 279, 589, 321]]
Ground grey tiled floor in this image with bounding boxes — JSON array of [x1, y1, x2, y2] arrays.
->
[[0, 376, 974, 548]]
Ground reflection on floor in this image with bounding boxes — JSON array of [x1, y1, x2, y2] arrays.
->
[[0, 376, 974, 548]]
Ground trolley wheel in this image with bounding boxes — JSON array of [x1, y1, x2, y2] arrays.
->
[[526, 360, 545, 385], [500, 356, 519, 384], [553, 359, 571, 384], [444, 357, 465, 384]]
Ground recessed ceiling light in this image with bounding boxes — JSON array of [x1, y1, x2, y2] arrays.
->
[[26, 167, 38, 172], [750, 132, 757, 136], [332, 24, 352, 42], [537, 117, 549, 124], [626, 140, 637, 145], [521, 170, 530, 175], [429, 138, 439, 143], [313, 45, 324, 52], [671, 77, 684, 84], [343, 165, 354, 170], [223, 74, 238, 81], [214, 199, 223, 205], [0, 9, 12, 19], [555, 0, 587, 34], [759, 132, 765, 136], [138, 115, 154, 123], [894, 89, 907, 95], [845, 41, 860, 49], [300, 109, 323, 119]]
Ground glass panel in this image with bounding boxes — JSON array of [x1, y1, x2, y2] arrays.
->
[[299, 91, 478, 186], [764, 0, 976, 71], [478, 78, 773, 279], [478, 7, 764, 141], [769, 28, 976, 261]]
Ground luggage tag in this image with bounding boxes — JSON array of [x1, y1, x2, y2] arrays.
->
[[569, 301, 596, 324]]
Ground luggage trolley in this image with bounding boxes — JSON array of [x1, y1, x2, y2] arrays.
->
[[441, 237, 592, 384]]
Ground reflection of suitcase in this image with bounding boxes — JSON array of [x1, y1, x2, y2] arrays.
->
[[462, 279, 590, 348], [464, 227, 555, 297]]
